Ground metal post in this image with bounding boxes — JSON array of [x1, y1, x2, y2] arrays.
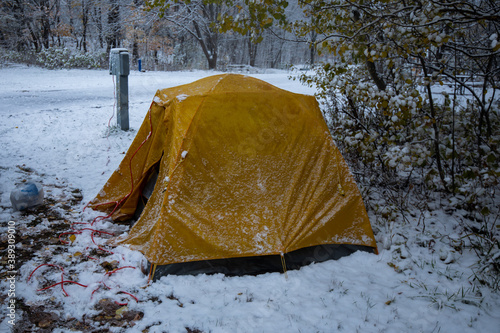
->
[[109, 48, 130, 131], [117, 73, 129, 130]]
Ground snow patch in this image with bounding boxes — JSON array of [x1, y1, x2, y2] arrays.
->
[[176, 94, 189, 102]]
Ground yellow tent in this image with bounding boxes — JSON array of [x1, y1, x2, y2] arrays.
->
[[90, 74, 377, 274]]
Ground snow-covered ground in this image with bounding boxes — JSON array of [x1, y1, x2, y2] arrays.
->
[[0, 65, 499, 332]]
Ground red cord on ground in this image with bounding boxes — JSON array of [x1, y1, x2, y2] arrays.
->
[[106, 266, 136, 276], [33, 104, 154, 302], [59, 227, 115, 256], [115, 291, 139, 306], [90, 267, 138, 304], [28, 263, 86, 296], [38, 280, 88, 294], [28, 81, 150, 305], [28, 263, 63, 282]]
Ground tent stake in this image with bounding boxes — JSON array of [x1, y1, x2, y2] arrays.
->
[[151, 264, 157, 282], [147, 263, 157, 283], [280, 253, 288, 280]]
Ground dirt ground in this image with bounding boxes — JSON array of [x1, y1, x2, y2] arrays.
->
[[0, 177, 150, 332]]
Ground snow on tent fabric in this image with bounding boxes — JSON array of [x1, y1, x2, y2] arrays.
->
[[89, 74, 377, 277]]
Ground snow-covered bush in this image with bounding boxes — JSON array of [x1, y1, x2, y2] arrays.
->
[[35, 47, 104, 69], [0, 47, 37, 66], [464, 214, 500, 290], [299, 59, 500, 287], [286, 0, 500, 290], [0, 47, 105, 69]]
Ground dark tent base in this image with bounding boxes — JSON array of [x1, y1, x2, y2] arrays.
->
[[147, 244, 375, 281]]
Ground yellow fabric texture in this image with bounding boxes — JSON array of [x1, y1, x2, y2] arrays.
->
[[90, 74, 377, 265]]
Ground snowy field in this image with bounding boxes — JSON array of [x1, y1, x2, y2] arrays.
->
[[0, 64, 499, 332]]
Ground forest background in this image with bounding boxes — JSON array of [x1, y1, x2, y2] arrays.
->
[[0, 0, 315, 70]]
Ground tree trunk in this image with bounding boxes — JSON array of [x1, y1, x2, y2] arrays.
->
[[419, 56, 449, 192], [366, 58, 386, 91], [106, 0, 120, 53], [93, 6, 103, 48], [54, 0, 61, 47], [132, 38, 139, 62], [82, 0, 88, 52], [27, 22, 41, 52], [248, 36, 258, 67], [309, 31, 317, 65], [192, 19, 218, 70], [40, 0, 51, 49]]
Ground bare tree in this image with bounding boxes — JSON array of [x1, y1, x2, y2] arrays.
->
[[106, 0, 121, 52], [145, 0, 235, 69]]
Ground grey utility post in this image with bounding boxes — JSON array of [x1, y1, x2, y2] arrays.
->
[[109, 48, 130, 130]]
